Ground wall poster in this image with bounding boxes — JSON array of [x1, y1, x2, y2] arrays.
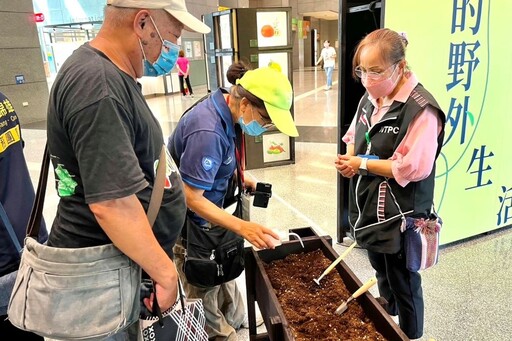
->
[[256, 11, 288, 47], [302, 20, 310, 39], [262, 132, 291, 163], [258, 52, 288, 75], [386, 0, 511, 245], [219, 13, 232, 50], [193, 41, 202, 59], [184, 41, 193, 58]]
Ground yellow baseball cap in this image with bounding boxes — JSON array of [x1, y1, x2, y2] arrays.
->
[[107, 0, 211, 34], [236, 63, 299, 137]]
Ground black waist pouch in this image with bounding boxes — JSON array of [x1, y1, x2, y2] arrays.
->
[[182, 217, 245, 288]]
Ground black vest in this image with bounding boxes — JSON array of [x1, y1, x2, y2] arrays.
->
[[348, 84, 446, 254]]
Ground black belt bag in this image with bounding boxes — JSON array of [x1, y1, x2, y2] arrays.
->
[[182, 217, 244, 288]]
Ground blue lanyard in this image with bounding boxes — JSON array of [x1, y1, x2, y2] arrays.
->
[[0, 202, 22, 253]]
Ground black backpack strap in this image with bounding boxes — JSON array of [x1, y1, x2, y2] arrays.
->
[[169, 93, 211, 169], [181, 93, 210, 119]]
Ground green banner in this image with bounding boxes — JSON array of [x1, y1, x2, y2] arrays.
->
[[385, 0, 512, 244]]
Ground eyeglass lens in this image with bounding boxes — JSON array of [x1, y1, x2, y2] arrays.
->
[[355, 63, 396, 79]]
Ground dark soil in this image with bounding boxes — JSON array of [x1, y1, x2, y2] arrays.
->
[[263, 249, 386, 341]]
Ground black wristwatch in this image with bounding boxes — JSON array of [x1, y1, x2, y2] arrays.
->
[[359, 157, 369, 176]]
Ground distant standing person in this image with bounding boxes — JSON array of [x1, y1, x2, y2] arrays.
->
[[316, 40, 336, 90], [176, 49, 194, 98]]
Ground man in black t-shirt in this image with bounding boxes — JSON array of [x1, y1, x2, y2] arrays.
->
[[46, 1, 210, 339]]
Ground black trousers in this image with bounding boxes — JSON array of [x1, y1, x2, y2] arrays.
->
[[0, 315, 44, 340], [179, 75, 193, 96], [367, 249, 424, 339]]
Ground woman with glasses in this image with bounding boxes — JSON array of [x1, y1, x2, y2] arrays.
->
[[167, 61, 298, 340], [335, 28, 446, 340]]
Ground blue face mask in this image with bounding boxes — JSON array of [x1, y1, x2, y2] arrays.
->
[[140, 17, 180, 77], [238, 117, 267, 136]]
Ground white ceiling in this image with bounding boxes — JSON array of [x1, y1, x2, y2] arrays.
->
[[302, 10, 339, 21]]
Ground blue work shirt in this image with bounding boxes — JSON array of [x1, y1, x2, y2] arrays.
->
[[0, 92, 47, 276], [168, 89, 236, 226]]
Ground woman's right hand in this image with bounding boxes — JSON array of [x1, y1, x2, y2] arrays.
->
[[239, 221, 279, 250]]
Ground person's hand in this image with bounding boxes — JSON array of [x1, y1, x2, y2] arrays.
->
[[337, 154, 365, 177], [240, 221, 279, 250], [244, 177, 257, 193], [143, 268, 178, 313], [335, 154, 357, 178]]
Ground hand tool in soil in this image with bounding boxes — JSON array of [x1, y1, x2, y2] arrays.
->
[[335, 276, 378, 315], [313, 241, 357, 285]]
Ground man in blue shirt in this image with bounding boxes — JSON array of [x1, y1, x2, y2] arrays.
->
[[0, 91, 47, 339]]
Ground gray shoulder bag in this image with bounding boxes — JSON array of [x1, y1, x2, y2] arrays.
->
[[8, 144, 166, 340]]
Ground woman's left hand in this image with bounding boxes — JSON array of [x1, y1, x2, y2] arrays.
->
[[335, 154, 357, 178]]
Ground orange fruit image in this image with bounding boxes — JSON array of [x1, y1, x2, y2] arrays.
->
[[267, 143, 285, 154], [261, 25, 275, 38]]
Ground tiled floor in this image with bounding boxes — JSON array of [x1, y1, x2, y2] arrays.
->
[[21, 67, 512, 341]]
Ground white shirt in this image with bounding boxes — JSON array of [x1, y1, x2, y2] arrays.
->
[[319, 46, 336, 68]]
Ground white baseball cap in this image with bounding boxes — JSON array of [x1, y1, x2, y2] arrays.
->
[[107, 0, 211, 34]]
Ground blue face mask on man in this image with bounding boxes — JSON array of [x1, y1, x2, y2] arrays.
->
[[238, 117, 267, 136], [140, 16, 180, 77]]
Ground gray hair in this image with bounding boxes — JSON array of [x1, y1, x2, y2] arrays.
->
[[103, 5, 139, 28]]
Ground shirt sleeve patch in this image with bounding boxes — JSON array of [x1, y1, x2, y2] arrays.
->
[[202, 156, 215, 171]]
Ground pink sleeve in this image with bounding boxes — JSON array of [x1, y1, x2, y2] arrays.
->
[[342, 96, 366, 146], [391, 106, 442, 187], [342, 113, 357, 146]]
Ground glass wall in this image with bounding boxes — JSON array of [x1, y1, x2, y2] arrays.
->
[[32, 0, 105, 76]]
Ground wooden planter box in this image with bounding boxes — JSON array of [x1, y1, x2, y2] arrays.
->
[[289, 226, 322, 239], [244, 234, 409, 341], [289, 226, 332, 244]]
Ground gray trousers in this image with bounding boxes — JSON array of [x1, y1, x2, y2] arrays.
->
[[174, 239, 245, 341]]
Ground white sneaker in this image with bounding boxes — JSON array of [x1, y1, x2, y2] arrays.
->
[[325, 86, 332, 91], [242, 311, 264, 328], [339, 235, 361, 248]]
